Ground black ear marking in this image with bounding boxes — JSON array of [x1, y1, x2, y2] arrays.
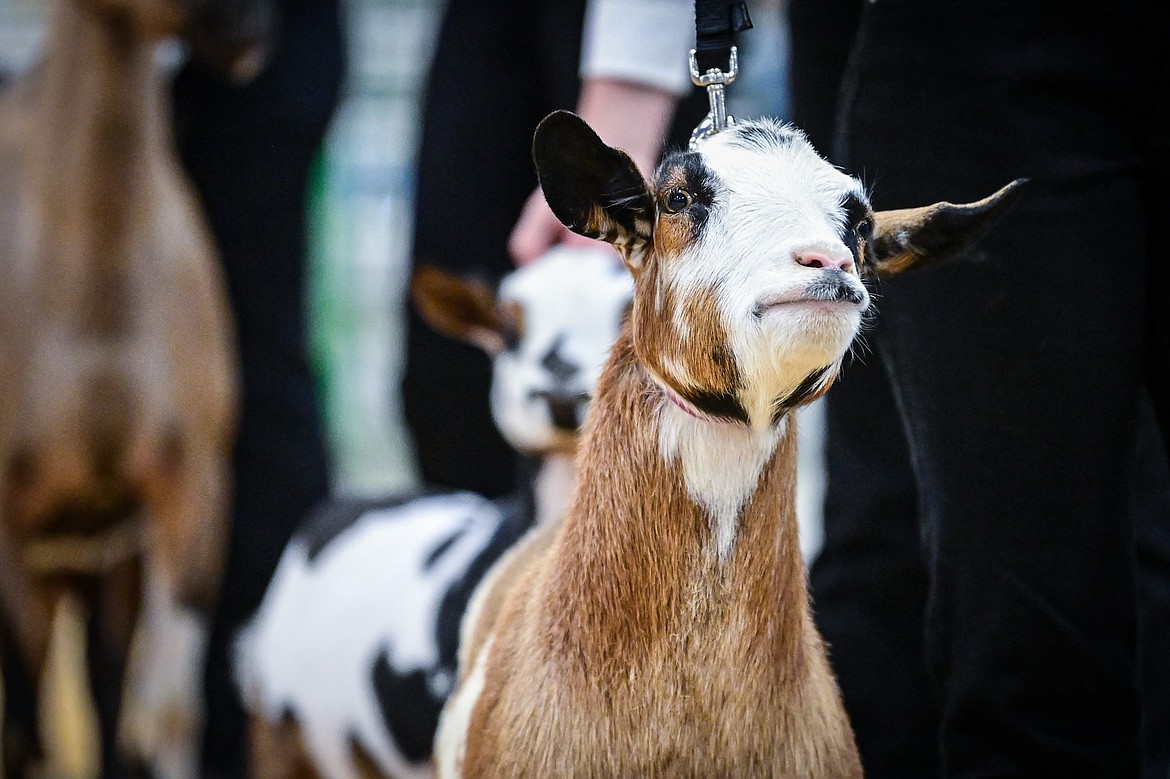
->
[[532, 111, 654, 267], [868, 178, 1028, 278]]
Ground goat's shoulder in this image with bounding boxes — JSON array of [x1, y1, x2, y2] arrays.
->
[[457, 519, 557, 678]]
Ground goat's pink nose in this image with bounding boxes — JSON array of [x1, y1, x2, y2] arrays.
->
[[795, 251, 853, 272]]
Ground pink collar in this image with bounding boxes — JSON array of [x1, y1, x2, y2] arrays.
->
[[663, 386, 705, 419], [659, 383, 732, 425]]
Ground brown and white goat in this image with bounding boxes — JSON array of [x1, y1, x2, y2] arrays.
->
[[0, 0, 267, 774], [435, 111, 1022, 777]]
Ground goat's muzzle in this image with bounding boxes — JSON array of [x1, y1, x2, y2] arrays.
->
[[804, 271, 868, 306], [531, 389, 590, 432]]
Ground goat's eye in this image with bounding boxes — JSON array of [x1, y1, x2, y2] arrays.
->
[[856, 220, 872, 239], [664, 189, 693, 213]]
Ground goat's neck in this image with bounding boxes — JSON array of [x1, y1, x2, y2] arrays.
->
[[532, 452, 576, 527], [40, 0, 165, 186], [543, 330, 810, 673], [34, 0, 171, 330]]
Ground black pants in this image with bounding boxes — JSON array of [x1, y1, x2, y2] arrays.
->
[[792, 0, 1170, 774], [173, 1, 344, 774]]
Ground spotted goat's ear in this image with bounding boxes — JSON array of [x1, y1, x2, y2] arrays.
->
[[411, 266, 506, 354], [533, 111, 655, 273], [867, 179, 1027, 278]]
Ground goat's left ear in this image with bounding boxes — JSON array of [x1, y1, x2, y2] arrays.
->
[[533, 111, 655, 272], [867, 179, 1027, 279], [411, 266, 505, 354]]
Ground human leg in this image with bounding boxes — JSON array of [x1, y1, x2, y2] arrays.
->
[[1133, 399, 1170, 778], [838, 0, 1164, 772], [174, 1, 344, 773]]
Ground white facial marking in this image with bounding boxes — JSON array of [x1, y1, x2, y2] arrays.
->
[[671, 299, 691, 341], [657, 399, 786, 560], [491, 246, 632, 452], [641, 121, 873, 553], [653, 120, 869, 429]]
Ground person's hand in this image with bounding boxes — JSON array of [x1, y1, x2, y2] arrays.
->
[[508, 188, 601, 266], [508, 78, 678, 266]]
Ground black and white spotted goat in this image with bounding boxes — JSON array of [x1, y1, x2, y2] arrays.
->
[[234, 247, 634, 779]]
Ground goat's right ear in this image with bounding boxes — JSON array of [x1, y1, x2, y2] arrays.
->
[[411, 267, 505, 354], [533, 111, 655, 272], [867, 179, 1027, 278]]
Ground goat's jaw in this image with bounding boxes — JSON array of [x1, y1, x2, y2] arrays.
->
[[489, 384, 586, 454], [663, 300, 862, 431], [632, 297, 860, 431], [646, 252, 866, 430], [712, 292, 858, 429]]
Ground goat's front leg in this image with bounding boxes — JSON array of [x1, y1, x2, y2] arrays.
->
[[0, 523, 53, 779], [2, 616, 44, 779], [82, 558, 147, 779], [141, 434, 230, 616]]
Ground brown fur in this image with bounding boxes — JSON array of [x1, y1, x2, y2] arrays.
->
[[250, 713, 324, 779], [0, 0, 238, 769], [649, 171, 695, 260], [635, 279, 741, 402], [250, 713, 425, 779], [497, 301, 525, 349], [437, 112, 863, 778], [868, 180, 1027, 278], [451, 330, 860, 778]]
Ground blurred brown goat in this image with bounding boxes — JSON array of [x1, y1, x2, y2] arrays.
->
[[0, 0, 270, 774]]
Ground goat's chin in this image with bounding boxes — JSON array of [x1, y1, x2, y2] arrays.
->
[[744, 307, 860, 368], [758, 299, 863, 334]]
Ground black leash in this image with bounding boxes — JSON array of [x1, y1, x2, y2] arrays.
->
[[689, 0, 753, 147], [693, 0, 753, 75]]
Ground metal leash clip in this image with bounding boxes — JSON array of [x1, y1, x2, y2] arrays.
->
[[688, 45, 739, 150]]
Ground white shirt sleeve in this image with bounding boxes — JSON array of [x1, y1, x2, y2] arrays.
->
[[580, 0, 695, 96]]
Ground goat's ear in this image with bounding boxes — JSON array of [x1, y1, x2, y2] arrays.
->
[[867, 179, 1027, 279], [411, 267, 504, 354], [533, 111, 655, 272]]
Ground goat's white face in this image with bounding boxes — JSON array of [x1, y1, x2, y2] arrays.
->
[[411, 247, 632, 456], [491, 247, 633, 453], [644, 123, 871, 427], [534, 111, 1023, 429]]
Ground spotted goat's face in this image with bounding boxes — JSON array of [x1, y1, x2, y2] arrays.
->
[[535, 111, 1023, 429], [412, 247, 633, 454]]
